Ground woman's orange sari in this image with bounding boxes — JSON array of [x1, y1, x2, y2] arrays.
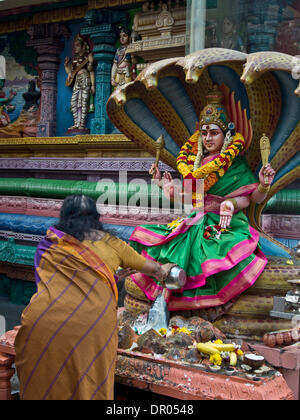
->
[[15, 227, 118, 400]]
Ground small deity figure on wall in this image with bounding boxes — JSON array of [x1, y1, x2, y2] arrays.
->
[[64, 33, 95, 131], [22, 79, 41, 112], [219, 16, 247, 53], [205, 20, 218, 48], [111, 27, 136, 89], [0, 78, 16, 127]]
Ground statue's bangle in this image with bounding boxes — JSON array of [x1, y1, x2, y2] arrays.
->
[[258, 184, 270, 194], [227, 198, 238, 210]]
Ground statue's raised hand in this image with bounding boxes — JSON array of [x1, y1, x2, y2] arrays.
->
[[149, 163, 161, 180], [64, 56, 70, 66], [259, 164, 276, 187]]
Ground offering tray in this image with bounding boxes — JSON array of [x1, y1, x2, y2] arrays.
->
[[115, 348, 294, 400]]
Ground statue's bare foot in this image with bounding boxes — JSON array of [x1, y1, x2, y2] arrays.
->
[[78, 125, 86, 130], [68, 125, 78, 130]]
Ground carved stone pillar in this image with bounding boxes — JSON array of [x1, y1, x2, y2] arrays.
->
[[27, 24, 70, 137], [81, 9, 128, 134]]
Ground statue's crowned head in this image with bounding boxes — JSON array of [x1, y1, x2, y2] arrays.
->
[[73, 33, 90, 56], [194, 85, 234, 170], [199, 85, 230, 132]]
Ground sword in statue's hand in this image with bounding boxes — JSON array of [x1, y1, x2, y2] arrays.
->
[[260, 134, 271, 185], [153, 135, 165, 179]]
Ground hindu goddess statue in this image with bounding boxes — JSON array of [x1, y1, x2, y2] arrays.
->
[[64, 34, 95, 131], [129, 85, 275, 312]]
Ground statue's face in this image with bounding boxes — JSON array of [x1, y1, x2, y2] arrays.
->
[[222, 17, 234, 34], [74, 40, 84, 54], [120, 31, 130, 46], [201, 124, 224, 155]]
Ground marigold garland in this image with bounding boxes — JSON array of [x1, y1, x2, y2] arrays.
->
[[176, 132, 245, 194]]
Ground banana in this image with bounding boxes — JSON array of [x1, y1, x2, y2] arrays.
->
[[208, 343, 236, 352], [230, 352, 237, 367], [197, 343, 221, 355]]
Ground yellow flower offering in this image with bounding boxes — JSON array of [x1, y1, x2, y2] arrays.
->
[[214, 339, 223, 345], [237, 349, 244, 357], [159, 328, 167, 336], [178, 327, 192, 336], [209, 353, 222, 366]]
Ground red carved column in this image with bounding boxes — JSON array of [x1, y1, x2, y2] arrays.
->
[[0, 353, 15, 400], [27, 24, 70, 137]]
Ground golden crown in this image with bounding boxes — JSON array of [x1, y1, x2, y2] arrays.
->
[[199, 85, 230, 132]]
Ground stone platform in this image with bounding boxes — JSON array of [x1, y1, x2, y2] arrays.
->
[[247, 341, 300, 400], [0, 326, 296, 401], [115, 349, 294, 401]]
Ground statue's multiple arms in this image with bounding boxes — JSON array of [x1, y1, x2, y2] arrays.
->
[[251, 164, 276, 204]]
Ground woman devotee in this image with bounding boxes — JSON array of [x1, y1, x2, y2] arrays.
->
[[129, 85, 276, 313], [14, 195, 174, 400]]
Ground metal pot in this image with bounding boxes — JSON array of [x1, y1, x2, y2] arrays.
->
[[165, 266, 187, 290]]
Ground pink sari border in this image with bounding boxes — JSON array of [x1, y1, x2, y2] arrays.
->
[[131, 226, 166, 241], [201, 225, 260, 278], [134, 225, 261, 293], [168, 250, 268, 311], [129, 186, 259, 246], [129, 210, 205, 246], [130, 272, 163, 302]]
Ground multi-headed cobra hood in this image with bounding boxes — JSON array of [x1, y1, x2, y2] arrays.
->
[[107, 48, 300, 236]]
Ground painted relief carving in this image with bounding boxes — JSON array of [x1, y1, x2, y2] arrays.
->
[[0, 79, 16, 128], [111, 27, 137, 89], [64, 33, 95, 132]]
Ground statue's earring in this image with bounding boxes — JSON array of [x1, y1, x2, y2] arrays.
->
[[221, 123, 235, 153], [221, 130, 233, 153]]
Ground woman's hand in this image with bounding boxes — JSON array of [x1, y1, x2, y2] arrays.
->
[[259, 164, 276, 187], [115, 268, 137, 281], [139, 260, 177, 287], [219, 200, 235, 229], [158, 263, 177, 286]]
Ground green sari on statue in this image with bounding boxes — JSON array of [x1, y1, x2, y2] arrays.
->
[[129, 155, 268, 311]]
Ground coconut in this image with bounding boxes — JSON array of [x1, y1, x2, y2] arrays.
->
[[244, 353, 265, 369]]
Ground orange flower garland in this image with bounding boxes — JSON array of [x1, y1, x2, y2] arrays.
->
[[176, 132, 245, 193]]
